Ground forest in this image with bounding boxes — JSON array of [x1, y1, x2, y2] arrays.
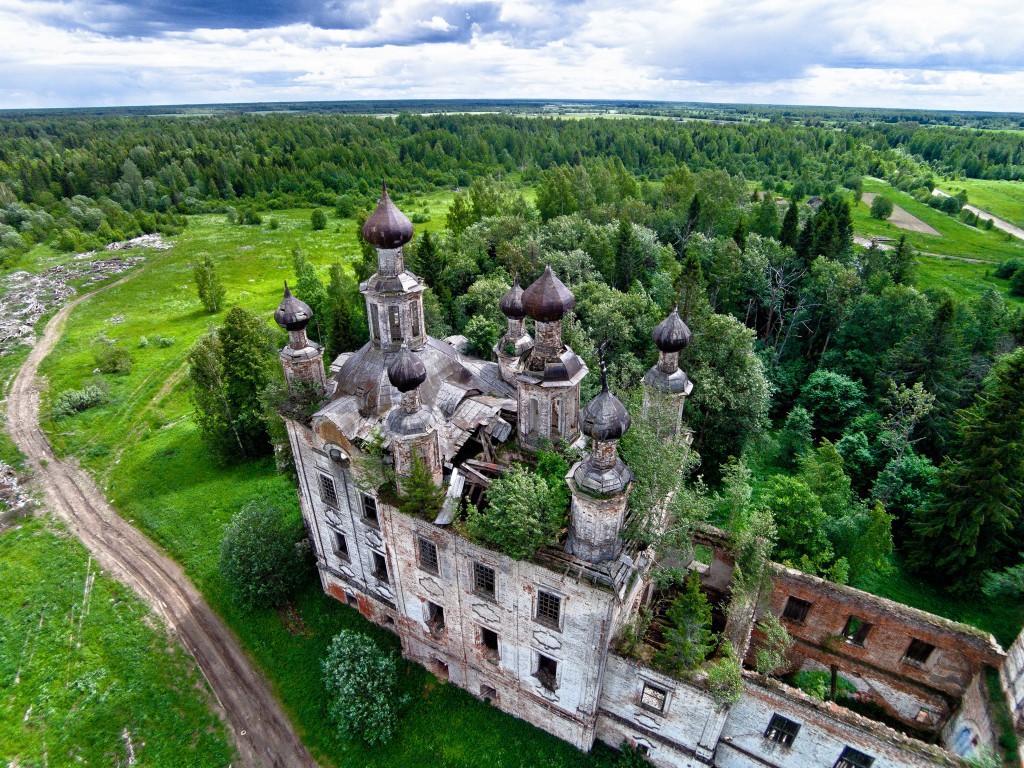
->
[[3, 106, 1024, 617]]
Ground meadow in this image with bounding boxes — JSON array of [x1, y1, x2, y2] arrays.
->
[[938, 178, 1024, 228], [0, 517, 234, 766]]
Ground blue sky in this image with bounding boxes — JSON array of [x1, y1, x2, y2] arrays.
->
[[1, 0, 1022, 110]]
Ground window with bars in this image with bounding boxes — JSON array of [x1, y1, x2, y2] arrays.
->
[[903, 638, 935, 666], [764, 714, 800, 747], [834, 746, 874, 768], [362, 493, 378, 526], [781, 596, 812, 623], [418, 537, 439, 574], [640, 683, 668, 713], [473, 562, 496, 599], [842, 616, 872, 646], [536, 590, 562, 629], [318, 474, 339, 507], [372, 551, 388, 582], [333, 531, 349, 562]]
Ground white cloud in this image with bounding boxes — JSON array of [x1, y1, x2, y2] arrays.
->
[[0, 0, 1022, 110]]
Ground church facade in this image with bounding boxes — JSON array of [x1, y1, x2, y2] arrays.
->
[[276, 186, 1012, 768]]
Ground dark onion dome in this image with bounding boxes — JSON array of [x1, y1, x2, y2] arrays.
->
[[522, 266, 575, 322], [499, 276, 526, 319], [273, 282, 313, 331], [581, 380, 631, 441], [362, 181, 414, 249], [652, 306, 692, 353], [387, 346, 427, 393]]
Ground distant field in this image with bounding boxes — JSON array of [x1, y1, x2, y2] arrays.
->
[[0, 517, 233, 766], [938, 178, 1024, 228]]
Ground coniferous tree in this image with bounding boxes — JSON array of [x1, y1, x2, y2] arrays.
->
[[750, 194, 780, 239], [907, 348, 1024, 589], [779, 200, 800, 249], [397, 453, 446, 519], [613, 218, 639, 291], [654, 571, 716, 675]]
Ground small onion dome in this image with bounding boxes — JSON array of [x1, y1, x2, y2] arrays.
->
[[652, 306, 692, 353], [362, 181, 414, 249], [499, 277, 526, 319], [522, 266, 575, 322], [581, 381, 632, 441], [387, 346, 427, 393], [273, 282, 313, 331]]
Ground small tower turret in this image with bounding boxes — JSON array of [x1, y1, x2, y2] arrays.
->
[[516, 267, 587, 450], [274, 282, 327, 395], [642, 306, 694, 438], [495, 276, 534, 383], [386, 347, 443, 488], [566, 363, 634, 563]]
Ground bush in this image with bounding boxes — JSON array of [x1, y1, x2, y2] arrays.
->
[[411, 212, 430, 224], [466, 466, 560, 559], [321, 630, 408, 745], [994, 259, 1023, 280], [869, 195, 894, 219], [311, 209, 327, 231], [1011, 268, 1024, 298], [218, 500, 306, 611], [706, 641, 744, 707], [52, 384, 108, 419], [93, 337, 133, 374]]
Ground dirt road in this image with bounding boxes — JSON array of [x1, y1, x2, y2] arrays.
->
[[6, 278, 319, 768], [932, 188, 1024, 241]]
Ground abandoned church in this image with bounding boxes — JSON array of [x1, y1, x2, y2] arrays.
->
[[275, 185, 1024, 768]]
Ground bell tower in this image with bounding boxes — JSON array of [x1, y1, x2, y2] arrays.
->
[[274, 282, 327, 395], [642, 306, 694, 438]]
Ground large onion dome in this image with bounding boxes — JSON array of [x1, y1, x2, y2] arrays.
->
[[581, 375, 631, 441], [387, 346, 427, 393], [362, 181, 414, 249], [273, 282, 313, 331], [522, 266, 575, 322], [499, 276, 526, 319], [652, 306, 692, 353]]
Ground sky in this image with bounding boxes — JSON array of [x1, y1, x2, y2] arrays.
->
[[1, 0, 1023, 111]]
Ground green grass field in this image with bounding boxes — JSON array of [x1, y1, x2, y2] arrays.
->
[[32, 203, 627, 768], [853, 178, 1024, 304], [0, 516, 234, 766], [938, 178, 1024, 228]]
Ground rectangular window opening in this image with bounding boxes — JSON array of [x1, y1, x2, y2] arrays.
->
[[536, 590, 562, 629], [418, 537, 439, 575], [480, 684, 497, 701], [345, 592, 358, 608], [782, 596, 812, 624], [640, 683, 668, 713], [426, 601, 445, 633], [372, 551, 389, 582], [842, 616, 872, 646], [903, 638, 935, 666], [333, 531, 350, 562], [536, 653, 558, 691], [480, 627, 500, 662], [474, 562, 496, 599], [764, 714, 801, 747], [318, 474, 339, 507], [834, 746, 875, 768], [389, 305, 402, 343], [362, 493, 379, 526]]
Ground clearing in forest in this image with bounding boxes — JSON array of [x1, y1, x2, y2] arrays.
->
[[861, 193, 941, 236]]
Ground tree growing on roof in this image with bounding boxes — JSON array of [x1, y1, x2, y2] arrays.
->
[[654, 570, 716, 676]]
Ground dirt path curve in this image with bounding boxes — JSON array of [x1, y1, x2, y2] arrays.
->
[[932, 188, 1024, 241], [6, 277, 319, 768]]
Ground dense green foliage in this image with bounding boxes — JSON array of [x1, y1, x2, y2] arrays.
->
[[193, 253, 225, 313], [322, 630, 408, 745], [653, 571, 717, 675], [218, 500, 307, 611], [468, 466, 563, 560]]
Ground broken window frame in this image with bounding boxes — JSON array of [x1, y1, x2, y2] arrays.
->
[[781, 596, 812, 624], [480, 626, 500, 663], [640, 682, 669, 713], [536, 590, 562, 630], [372, 551, 389, 582], [834, 746, 875, 768], [842, 616, 872, 647], [361, 493, 379, 527], [418, 537, 440, 575], [473, 562, 497, 600], [318, 473, 339, 508], [332, 531, 350, 562], [535, 653, 558, 691], [425, 601, 445, 633], [764, 714, 801, 747], [902, 638, 936, 666]]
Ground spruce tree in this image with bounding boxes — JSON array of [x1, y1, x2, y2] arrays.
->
[[907, 348, 1024, 588], [654, 571, 716, 675], [779, 200, 800, 249], [397, 453, 446, 520]]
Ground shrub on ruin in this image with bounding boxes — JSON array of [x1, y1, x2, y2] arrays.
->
[[653, 570, 716, 676], [52, 384, 108, 419], [321, 630, 408, 745], [753, 612, 792, 677], [467, 466, 560, 560], [218, 500, 306, 611], [706, 640, 744, 707], [92, 336, 133, 374]]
